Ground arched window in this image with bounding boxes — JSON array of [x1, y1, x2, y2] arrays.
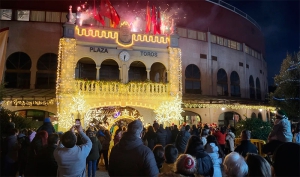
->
[[150, 62, 167, 83], [5, 52, 31, 88], [129, 61, 147, 81], [258, 112, 262, 120], [75, 57, 96, 80], [249, 76, 255, 99], [36, 53, 57, 89], [100, 59, 119, 81], [251, 112, 256, 118], [217, 69, 228, 96], [185, 64, 201, 94], [256, 78, 261, 100], [181, 111, 201, 125], [230, 71, 240, 97]]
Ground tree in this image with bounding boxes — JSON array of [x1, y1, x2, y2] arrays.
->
[[235, 117, 272, 141], [270, 51, 300, 121]]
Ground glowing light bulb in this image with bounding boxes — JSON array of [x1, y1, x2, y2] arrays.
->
[[221, 107, 225, 111]]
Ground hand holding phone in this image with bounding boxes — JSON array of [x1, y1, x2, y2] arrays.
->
[[75, 119, 81, 127]]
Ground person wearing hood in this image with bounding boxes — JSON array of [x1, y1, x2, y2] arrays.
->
[[225, 127, 235, 153], [37, 117, 55, 135], [184, 135, 214, 177], [108, 120, 159, 177], [205, 135, 224, 177]]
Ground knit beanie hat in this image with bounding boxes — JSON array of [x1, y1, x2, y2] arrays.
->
[[175, 154, 196, 175], [128, 120, 143, 134], [276, 110, 287, 119], [44, 117, 51, 123]]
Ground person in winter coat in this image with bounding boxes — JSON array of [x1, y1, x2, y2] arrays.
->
[[153, 145, 165, 170], [2, 128, 19, 177], [200, 128, 210, 146], [25, 130, 48, 177], [184, 135, 214, 177], [37, 117, 55, 135], [108, 120, 159, 177], [213, 126, 226, 153], [17, 132, 30, 177], [36, 133, 59, 176], [97, 129, 111, 170], [205, 135, 223, 177], [268, 110, 293, 142], [156, 124, 168, 147], [165, 127, 172, 145], [225, 127, 235, 153], [113, 128, 122, 146], [54, 125, 92, 177], [175, 125, 191, 153], [234, 130, 257, 157], [86, 130, 102, 177], [293, 122, 300, 144], [171, 125, 180, 143], [190, 125, 199, 136], [143, 125, 158, 150], [160, 144, 178, 173]]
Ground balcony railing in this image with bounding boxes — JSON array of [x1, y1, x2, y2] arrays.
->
[[74, 80, 170, 98]]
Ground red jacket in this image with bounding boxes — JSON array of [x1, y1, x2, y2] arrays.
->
[[213, 131, 226, 145]]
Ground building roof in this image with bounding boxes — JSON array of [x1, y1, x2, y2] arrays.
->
[[0, 0, 265, 55]]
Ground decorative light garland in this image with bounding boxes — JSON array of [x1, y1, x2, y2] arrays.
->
[[3, 99, 55, 106], [75, 25, 169, 47], [183, 103, 276, 111]]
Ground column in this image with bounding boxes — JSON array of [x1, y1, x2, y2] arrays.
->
[[207, 32, 213, 95], [30, 67, 37, 89], [146, 68, 151, 80], [119, 67, 122, 82], [96, 66, 100, 80]]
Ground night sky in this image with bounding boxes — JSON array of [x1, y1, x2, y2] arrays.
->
[[224, 0, 300, 86]]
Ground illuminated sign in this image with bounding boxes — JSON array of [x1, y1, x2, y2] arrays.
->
[[140, 51, 158, 57], [90, 47, 108, 53]]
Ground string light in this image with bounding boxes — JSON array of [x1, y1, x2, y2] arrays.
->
[[183, 103, 276, 111], [3, 99, 55, 106], [75, 25, 169, 48]]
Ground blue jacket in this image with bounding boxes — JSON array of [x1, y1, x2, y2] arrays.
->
[[175, 130, 191, 153], [54, 131, 92, 177]]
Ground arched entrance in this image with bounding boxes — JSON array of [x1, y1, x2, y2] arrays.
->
[[84, 106, 144, 130], [218, 112, 241, 127], [181, 111, 201, 126]]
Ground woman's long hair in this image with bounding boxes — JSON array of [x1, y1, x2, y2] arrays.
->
[[37, 130, 48, 146], [184, 135, 204, 156]]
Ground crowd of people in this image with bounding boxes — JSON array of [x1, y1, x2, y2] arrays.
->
[[1, 109, 300, 177]]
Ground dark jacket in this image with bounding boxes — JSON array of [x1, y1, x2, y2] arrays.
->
[[175, 131, 191, 153], [87, 136, 102, 161], [171, 128, 180, 143], [108, 132, 159, 177], [37, 122, 55, 135], [234, 140, 258, 157], [98, 134, 111, 151], [186, 145, 214, 177], [36, 144, 58, 176], [165, 128, 172, 145], [143, 131, 158, 150], [156, 127, 167, 147]]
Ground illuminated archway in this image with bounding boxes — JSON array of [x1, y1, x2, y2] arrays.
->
[[84, 106, 144, 130], [218, 111, 241, 127]]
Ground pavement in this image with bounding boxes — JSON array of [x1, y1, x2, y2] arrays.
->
[[94, 164, 109, 177]]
